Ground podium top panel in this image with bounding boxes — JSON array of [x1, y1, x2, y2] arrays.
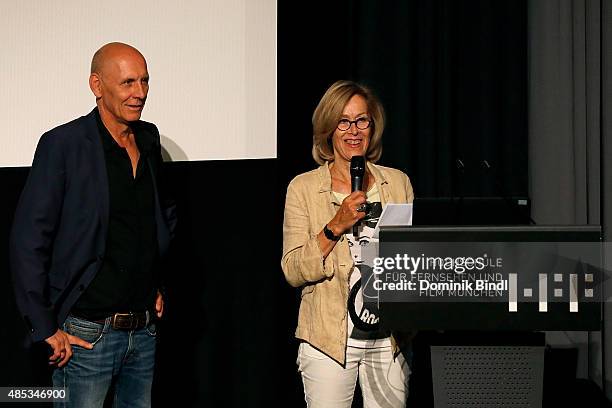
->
[[379, 225, 602, 242], [376, 225, 603, 331], [412, 196, 532, 225]]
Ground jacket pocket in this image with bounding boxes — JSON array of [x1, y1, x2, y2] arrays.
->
[[301, 284, 316, 298]]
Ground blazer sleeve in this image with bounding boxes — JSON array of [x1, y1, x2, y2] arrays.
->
[[145, 122, 176, 246], [153, 129, 177, 240], [404, 172, 414, 203], [281, 180, 334, 288], [10, 132, 66, 342]]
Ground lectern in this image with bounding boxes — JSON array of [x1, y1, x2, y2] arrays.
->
[[370, 225, 603, 408]]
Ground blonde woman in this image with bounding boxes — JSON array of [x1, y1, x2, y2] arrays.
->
[[282, 80, 414, 407]]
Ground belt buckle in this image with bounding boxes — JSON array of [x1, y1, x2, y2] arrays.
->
[[112, 312, 136, 330]]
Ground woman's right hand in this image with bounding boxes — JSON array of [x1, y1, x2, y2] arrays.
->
[[327, 191, 368, 236]]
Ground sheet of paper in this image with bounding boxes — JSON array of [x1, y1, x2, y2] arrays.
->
[[373, 203, 413, 238]]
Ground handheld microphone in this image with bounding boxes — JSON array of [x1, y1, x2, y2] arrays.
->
[[350, 156, 366, 237]]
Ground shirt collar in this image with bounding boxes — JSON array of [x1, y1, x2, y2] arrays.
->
[[317, 160, 388, 193], [94, 107, 153, 155]]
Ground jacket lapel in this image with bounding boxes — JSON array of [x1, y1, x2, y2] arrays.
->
[[367, 162, 390, 205], [83, 109, 109, 239]]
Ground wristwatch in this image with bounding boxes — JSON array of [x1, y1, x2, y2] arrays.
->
[[323, 224, 341, 241]]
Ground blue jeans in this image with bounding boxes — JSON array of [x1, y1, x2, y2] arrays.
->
[[52, 314, 157, 408]]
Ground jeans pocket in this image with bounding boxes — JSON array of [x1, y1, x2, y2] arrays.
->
[[145, 321, 157, 337], [65, 318, 105, 346], [300, 342, 329, 361]]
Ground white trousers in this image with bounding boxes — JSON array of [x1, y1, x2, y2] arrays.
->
[[297, 342, 410, 408]]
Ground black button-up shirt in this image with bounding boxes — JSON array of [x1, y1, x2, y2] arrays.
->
[[72, 109, 158, 319]]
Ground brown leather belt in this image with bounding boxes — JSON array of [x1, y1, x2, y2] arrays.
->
[[109, 312, 149, 330], [83, 311, 149, 330]]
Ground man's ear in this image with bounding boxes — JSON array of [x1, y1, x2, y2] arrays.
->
[[89, 73, 102, 98]]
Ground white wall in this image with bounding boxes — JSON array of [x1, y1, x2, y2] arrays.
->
[[0, 0, 276, 166]]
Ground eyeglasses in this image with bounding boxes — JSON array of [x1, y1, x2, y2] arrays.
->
[[337, 117, 372, 131]]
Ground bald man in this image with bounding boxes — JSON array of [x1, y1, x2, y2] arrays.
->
[[10, 42, 176, 407]]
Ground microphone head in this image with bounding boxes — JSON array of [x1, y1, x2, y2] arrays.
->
[[350, 156, 365, 192], [350, 156, 365, 178]]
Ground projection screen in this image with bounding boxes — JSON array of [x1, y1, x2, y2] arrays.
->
[[0, 0, 277, 166]]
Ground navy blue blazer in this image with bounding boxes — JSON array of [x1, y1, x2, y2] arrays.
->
[[10, 108, 176, 344]]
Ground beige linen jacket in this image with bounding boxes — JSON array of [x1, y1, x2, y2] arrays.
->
[[281, 161, 414, 366]]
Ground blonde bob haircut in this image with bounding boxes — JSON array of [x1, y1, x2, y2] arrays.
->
[[312, 80, 385, 165]]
